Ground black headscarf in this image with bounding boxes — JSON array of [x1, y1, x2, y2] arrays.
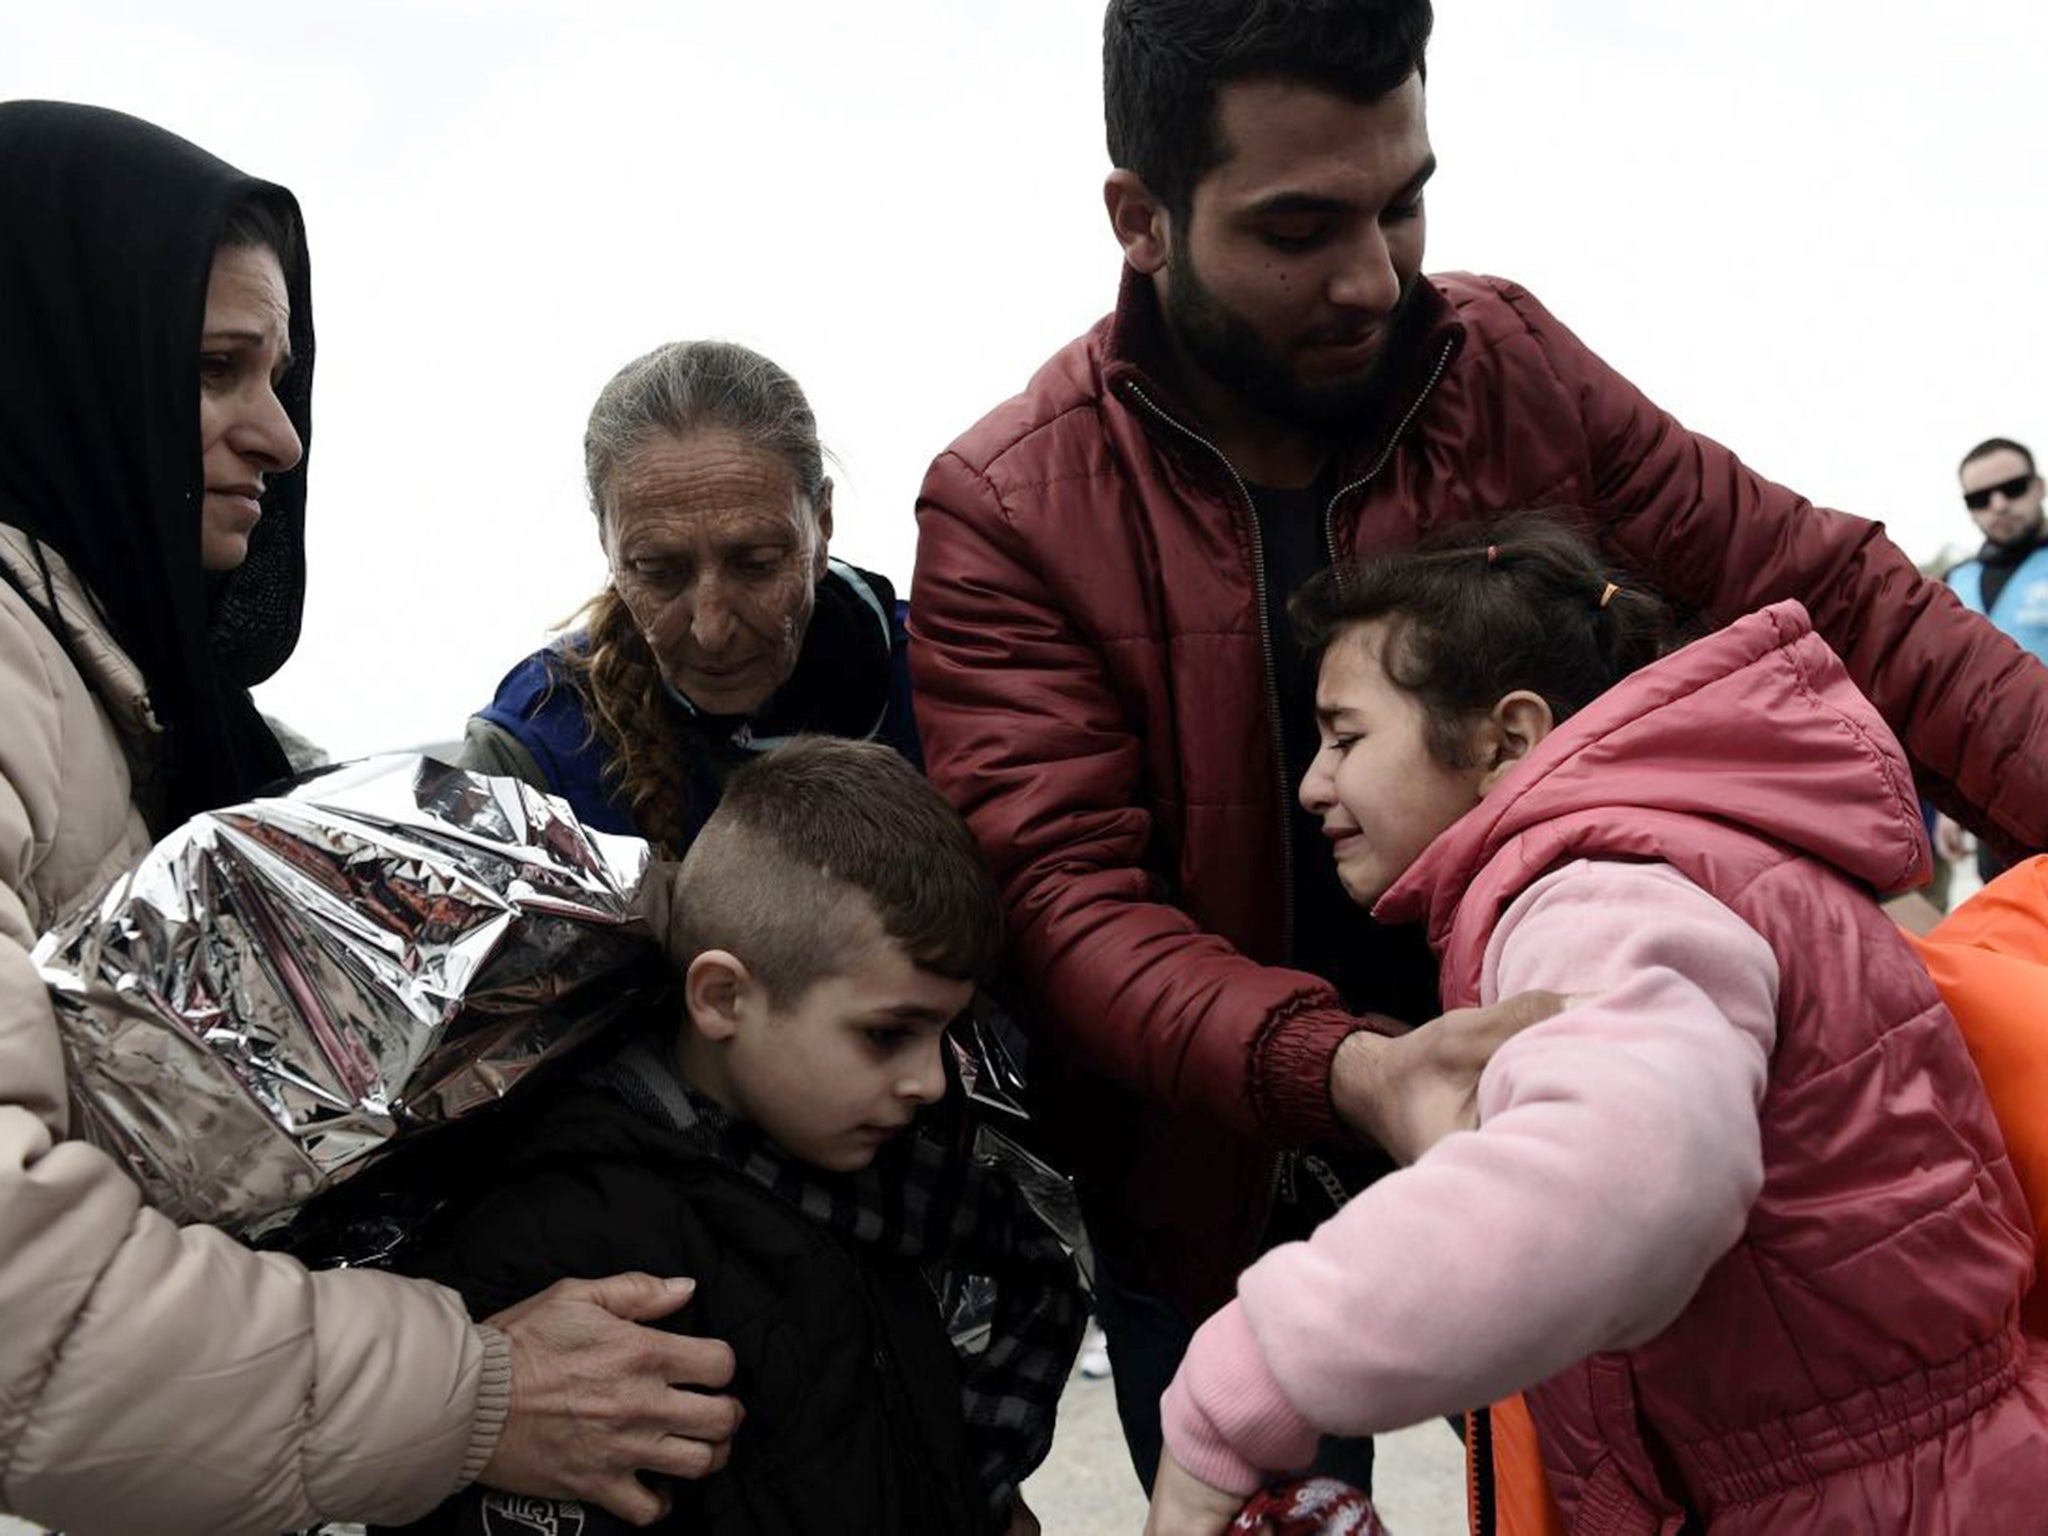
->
[[0, 101, 313, 826]]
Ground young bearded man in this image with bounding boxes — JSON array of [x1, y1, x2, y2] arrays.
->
[[907, 0, 2048, 1486]]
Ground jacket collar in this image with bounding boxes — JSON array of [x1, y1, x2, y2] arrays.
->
[[0, 525, 160, 748], [667, 559, 896, 750], [1099, 261, 1466, 484]]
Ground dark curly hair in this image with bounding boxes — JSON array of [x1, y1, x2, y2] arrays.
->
[[1291, 512, 1684, 767]]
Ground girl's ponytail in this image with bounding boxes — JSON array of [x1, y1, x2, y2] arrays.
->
[[1590, 573, 1680, 685]]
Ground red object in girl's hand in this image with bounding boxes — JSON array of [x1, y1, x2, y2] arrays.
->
[[1231, 1477, 1389, 1535]]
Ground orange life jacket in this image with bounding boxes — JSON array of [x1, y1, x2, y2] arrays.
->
[[1467, 1396, 1568, 1536], [1905, 855, 2048, 1335]]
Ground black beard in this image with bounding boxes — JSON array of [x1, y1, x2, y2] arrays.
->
[[1159, 235, 1420, 434]]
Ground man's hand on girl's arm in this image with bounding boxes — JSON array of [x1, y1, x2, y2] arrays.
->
[[1328, 990, 1566, 1163]]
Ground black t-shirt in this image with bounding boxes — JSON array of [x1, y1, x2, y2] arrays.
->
[[1246, 477, 1440, 1028]]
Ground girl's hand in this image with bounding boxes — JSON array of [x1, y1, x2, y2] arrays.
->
[[1145, 1449, 1262, 1536], [1934, 812, 1974, 864]]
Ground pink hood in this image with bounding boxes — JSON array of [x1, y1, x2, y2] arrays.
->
[[1377, 600, 1931, 948]]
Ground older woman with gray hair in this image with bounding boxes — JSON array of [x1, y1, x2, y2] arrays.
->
[[461, 341, 915, 848]]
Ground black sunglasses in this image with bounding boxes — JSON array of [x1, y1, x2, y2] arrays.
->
[[1964, 473, 2035, 512]]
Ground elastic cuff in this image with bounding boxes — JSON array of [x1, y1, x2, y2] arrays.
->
[[457, 1324, 514, 1489], [1161, 1377, 1265, 1498], [1249, 994, 1362, 1145], [1163, 1304, 1324, 1496]]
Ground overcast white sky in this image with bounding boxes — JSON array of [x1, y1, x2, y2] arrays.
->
[[11, 1, 2046, 754]]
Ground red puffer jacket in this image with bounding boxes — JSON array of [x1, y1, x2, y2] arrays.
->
[[909, 268, 2048, 1320]]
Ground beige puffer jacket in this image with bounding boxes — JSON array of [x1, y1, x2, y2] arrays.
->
[[0, 528, 509, 1535]]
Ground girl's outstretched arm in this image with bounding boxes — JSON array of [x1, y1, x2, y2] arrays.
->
[[1161, 859, 1780, 1495]]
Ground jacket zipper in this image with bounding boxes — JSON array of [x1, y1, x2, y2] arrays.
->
[[1321, 337, 1459, 560], [1121, 380, 1302, 1233], [1466, 1406, 1497, 1536], [1122, 347, 1458, 1229], [1121, 380, 1299, 957], [1122, 336, 1459, 952], [857, 1257, 949, 1533]]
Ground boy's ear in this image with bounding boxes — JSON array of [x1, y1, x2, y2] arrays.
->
[[685, 950, 754, 1042], [1475, 690, 1555, 795]]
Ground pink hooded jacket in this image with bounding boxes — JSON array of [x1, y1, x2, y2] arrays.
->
[[1162, 602, 2048, 1533]]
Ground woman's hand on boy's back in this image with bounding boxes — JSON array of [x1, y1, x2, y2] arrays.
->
[[1329, 991, 1566, 1163], [480, 1271, 743, 1526]]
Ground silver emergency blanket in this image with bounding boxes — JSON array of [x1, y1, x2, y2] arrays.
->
[[940, 1002, 1093, 1348], [951, 1003, 1088, 1271], [35, 754, 654, 1235]]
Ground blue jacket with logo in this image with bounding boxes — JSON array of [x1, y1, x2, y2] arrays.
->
[[1948, 542, 2048, 666]]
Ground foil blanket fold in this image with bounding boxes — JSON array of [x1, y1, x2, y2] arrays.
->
[[34, 754, 653, 1234]]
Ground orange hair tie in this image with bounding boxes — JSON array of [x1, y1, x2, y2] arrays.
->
[[1598, 582, 1620, 609]]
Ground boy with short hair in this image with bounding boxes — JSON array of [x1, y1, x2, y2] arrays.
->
[[389, 737, 1083, 1536]]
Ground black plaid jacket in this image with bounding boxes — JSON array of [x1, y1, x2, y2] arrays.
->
[[598, 1037, 1087, 1519], [381, 1032, 1084, 1536]]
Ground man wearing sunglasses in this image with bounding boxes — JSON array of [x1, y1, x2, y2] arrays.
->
[[1957, 439, 2048, 600], [1939, 438, 2048, 880]]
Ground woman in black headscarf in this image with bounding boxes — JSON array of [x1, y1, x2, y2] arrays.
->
[[0, 102, 738, 1534], [0, 105, 308, 824]]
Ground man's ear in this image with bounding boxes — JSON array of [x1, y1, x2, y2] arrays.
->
[[1475, 691, 1554, 795], [685, 950, 753, 1042], [1104, 169, 1172, 275]]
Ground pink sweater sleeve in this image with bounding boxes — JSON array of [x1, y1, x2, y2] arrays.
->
[[1160, 859, 1779, 1495]]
